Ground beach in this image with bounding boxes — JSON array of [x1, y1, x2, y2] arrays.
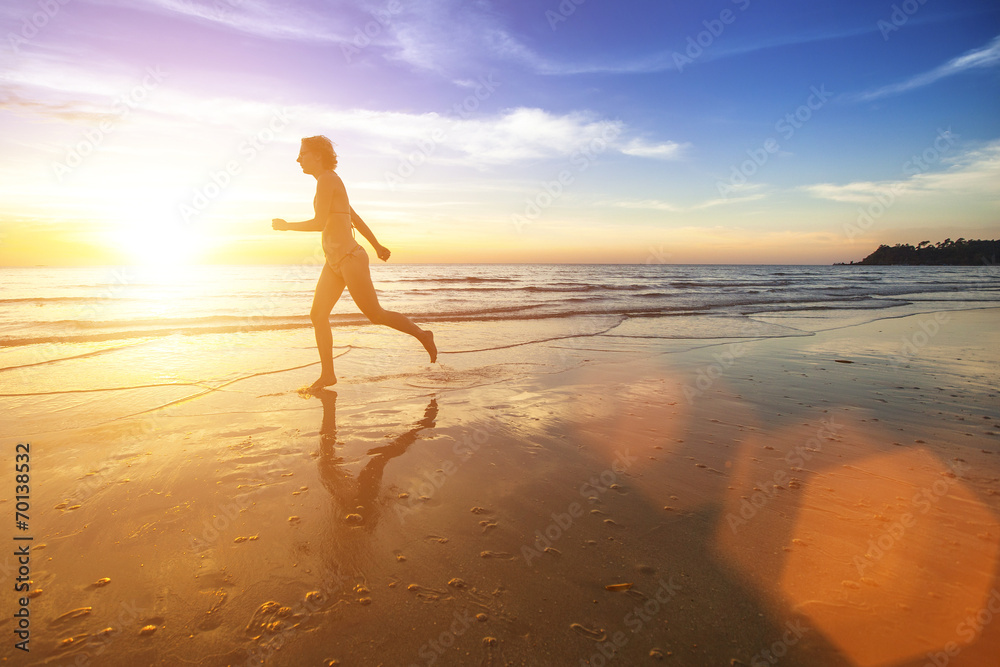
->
[[1, 265, 999, 666]]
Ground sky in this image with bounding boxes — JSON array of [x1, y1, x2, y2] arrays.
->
[[0, 0, 998, 265]]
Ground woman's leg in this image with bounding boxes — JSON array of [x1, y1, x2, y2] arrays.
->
[[341, 248, 437, 362], [310, 263, 346, 388]]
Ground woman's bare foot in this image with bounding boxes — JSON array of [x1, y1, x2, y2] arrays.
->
[[310, 370, 338, 390], [420, 330, 437, 363]]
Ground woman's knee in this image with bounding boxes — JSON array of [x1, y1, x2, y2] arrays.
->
[[311, 308, 331, 325], [364, 307, 388, 325]]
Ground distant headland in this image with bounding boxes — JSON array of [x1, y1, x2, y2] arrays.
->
[[835, 238, 999, 265]]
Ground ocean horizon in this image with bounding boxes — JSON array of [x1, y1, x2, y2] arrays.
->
[[3, 263, 998, 350]]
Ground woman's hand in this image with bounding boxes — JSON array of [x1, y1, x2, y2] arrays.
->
[[375, 244, 391, 262], [272, 218, 288, 231]]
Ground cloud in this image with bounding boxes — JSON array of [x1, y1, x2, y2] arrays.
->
[[620, 139, 688, 160], [308, 106, 632, 165], [85, 0, 349, 42], [523, 24, 884, 76], [688, 192, 767, 210], [0, 44, 685, 169], [853, 34, 1000, 101], [376, 1, 570, 77], [615, 187, 767, 213], [615, 199, 682, 212], [801, 182, 893, 204], [0, 86, 108, 123], [802, 140, 1000, 202], [60, 0, 540, 77], [338, 107, 692, 167]]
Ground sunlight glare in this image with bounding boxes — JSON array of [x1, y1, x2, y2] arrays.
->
[[112, 217, 208, 267]]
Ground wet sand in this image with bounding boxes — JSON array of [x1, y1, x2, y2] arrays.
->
[[2, 307, 999, 666]]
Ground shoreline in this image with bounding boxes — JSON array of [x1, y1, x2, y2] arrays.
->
[[2, 306, 998, 665]]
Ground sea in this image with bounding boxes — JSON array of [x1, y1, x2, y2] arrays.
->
[[1, 263, 998, 349], [2, 262, 998, 432]]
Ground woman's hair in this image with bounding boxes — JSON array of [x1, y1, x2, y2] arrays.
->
[[301, 135, 338, 170]]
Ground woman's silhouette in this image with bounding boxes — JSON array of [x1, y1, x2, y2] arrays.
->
[[273, 135, 436, 390]]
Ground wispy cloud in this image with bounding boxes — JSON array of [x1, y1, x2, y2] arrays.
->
[[63, 0, 538, 76], [378, 1, 570, 77], [309, 106, 649, 165], [615, 185, 767, 213], [620, 139, 688, 160], [85, 0, 349, 42], [1, 38, 687, 169], [802, 141, 1000, 202], [852, 34, 1000, 101], [0, 85, 110, 123], [521, 23, 884, 76]]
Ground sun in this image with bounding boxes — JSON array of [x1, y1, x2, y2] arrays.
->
[[99, 188, 213, 266], [114, 223, 208, 266]]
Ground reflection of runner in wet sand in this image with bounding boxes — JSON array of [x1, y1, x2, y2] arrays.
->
[[315, 389, 438, 528], [272, 135, 436, 390]]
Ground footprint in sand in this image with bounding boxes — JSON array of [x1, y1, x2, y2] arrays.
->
[[570, 623, 607, 642], [198, 590, 228, 631], [406, 584, 446, 601], [57, 634, 90, 649], [51, 607, 92, 626]]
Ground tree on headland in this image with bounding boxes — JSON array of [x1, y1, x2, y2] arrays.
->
[[837, 238, 999, 265]]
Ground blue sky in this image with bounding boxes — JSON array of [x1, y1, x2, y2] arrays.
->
[[0, 0, 998, 264]]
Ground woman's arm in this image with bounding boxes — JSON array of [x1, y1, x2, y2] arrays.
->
[[351, 207, 391, 261], [272, 218, 324, 231], [350, 207, 379, 246]]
